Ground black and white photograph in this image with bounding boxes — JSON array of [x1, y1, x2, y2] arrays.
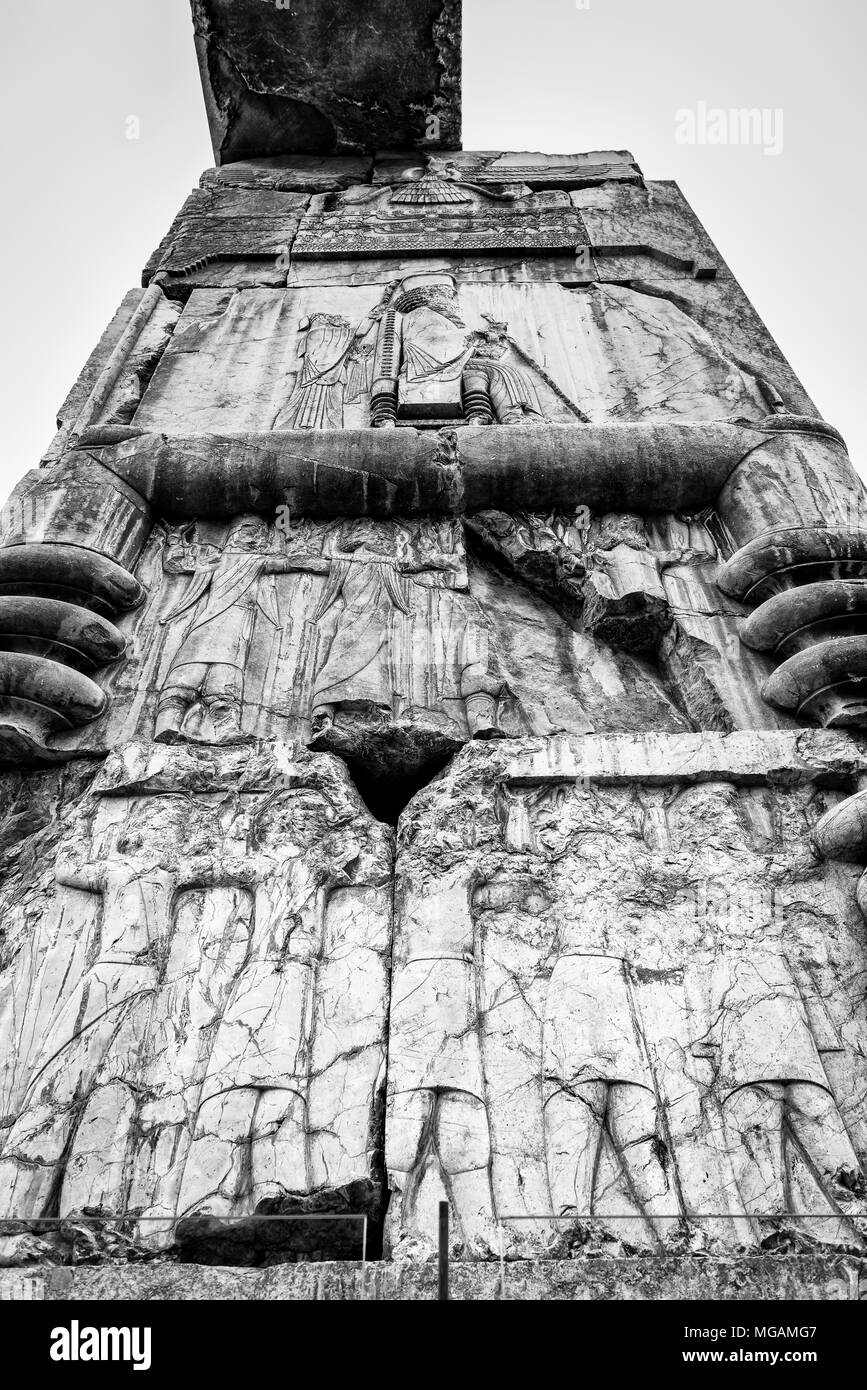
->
[[0, 0, 865, 1362]]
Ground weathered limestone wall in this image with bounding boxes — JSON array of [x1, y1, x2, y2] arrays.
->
[[387, 734, 867, 1260], [2, 136, 867, 1295]]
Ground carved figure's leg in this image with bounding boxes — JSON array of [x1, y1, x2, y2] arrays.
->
[[176, 1087, 260, 1217], [544, 1079, 608, 1216], [250, 1087, 310, 1204], [434, 1090, 498, 1253], [607, 1082, 670, 1221], [156, 664, 206, 742], [784, 1082, 862, 1197], [723, 1082, 786, 1215], [545, 1081, 666, 1244], [388, 1088, 496, 1255], [202, 663, 247, 742]]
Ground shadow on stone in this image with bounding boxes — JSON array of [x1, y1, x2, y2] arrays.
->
[[175, 1180, 383, 1267]]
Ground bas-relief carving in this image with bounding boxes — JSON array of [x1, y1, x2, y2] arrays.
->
[[303, 518, 508, 755], [0, 745, 392, 1252], [132, 280, 768, 433], [272, 309, 379, 430], [8, 139, 867, 1282], [694, 948, 861, 1239], [2, 742, 864, 1264], [367, 273, 564, 427], [467, 508, 786, 734], [423, 150, 643, 190], [34, 494, 789, 763], [385, 764, 867, 1258], [155, 516, 310, 746], [78, 513, 705, 765], [250, 271, 561, 431], [143, 515, 510, 769], [292, 180, 589, 259]]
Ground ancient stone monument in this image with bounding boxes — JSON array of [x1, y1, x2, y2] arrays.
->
[[1, 1, 866, 1299]]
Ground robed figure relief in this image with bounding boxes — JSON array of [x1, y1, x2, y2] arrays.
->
[[696, 948, 863, 1236], [463, 320, 546, 426], [273, 299, 385, 430], [543, 954, 672, 1246], [306, 519, 509, 758], [156, 516, 328, 745], [370, 274, 561, 427], [153, 515, 510, 759]]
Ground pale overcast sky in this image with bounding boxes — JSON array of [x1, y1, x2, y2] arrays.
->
[[1, 0, 865, 500]]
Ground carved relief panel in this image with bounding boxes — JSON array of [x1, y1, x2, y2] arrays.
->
[[132, 278, 770, 433], [0, 744, 392, 1255], [385, 746, 867, 1258], [67, 513, 700, 768], [291, 180, 589, 258]]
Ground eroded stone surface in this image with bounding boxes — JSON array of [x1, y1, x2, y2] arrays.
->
[[0, 743, 392, 1260], [143, 187, 309, 283], [130, 280, 768, 431], [385, 739, 867, 1259], [2, 1255, 862, 1300], [191, 0, 460, 161], [201, 156, 374, 194], [4, 133, 867, 1300]]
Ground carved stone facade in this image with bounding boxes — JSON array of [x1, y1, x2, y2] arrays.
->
[[387, 735, 867, 1259], [1, 21, 866, 1293]]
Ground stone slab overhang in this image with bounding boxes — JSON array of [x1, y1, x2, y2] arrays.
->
[[190, 0, 461, 162]]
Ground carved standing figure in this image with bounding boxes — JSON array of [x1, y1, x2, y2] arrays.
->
[[463, 320, 545, 425], [156, 516, 328, 744], [308, 518, 508, 740], [371, 272, 475, 424], [701, 948, 863, 1228], [542, 954, 672, 1244], [273, 297, 384, 430], [0, 797, 193, 1219], [386, 869, 498, 1256]]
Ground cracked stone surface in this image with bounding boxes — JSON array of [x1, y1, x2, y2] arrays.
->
[[143, 186, 309, 283], [130, 279, 770, 430], [3, 131, 867, 1293], [191, 0, 461, 161], [2, 1255, 863, 1300], [0, 743, 392, 1260], [385, 738, 867, 1260]]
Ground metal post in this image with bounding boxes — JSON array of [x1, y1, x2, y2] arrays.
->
[[499, 1223, 507, 1301], [438, 1201, 449, 1301]]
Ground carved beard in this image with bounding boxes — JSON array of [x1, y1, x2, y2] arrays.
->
[[398, 288, 464, 328], [228, 523, 269, 552], [340, 521, 393, 555], [428, 294, 465, 328]]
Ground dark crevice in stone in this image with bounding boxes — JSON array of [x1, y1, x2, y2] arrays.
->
[[342, 749, 454, 826]]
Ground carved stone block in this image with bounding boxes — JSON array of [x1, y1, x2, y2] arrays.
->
[[0, 742, 393, 1261], [293, 184, 588, 259], [385, 738, 867, 1259], [191, 0, 461, 162]]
